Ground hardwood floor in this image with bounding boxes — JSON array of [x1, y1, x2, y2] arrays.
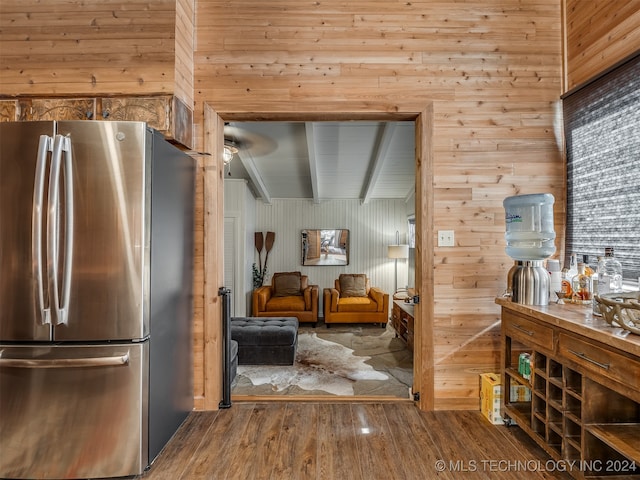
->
[[139, 401, 572, 480]]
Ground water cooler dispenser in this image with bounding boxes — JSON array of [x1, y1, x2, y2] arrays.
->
[[503, 193, 556, 305]]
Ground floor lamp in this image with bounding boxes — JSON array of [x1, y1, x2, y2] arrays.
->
[[387, 231, 409, 297]]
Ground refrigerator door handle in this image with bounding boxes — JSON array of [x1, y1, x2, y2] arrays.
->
[[60, 135, 74, 325], [47, 134, 74, 326], [0, 351, 130, 368], [32, 135, 53, 325]]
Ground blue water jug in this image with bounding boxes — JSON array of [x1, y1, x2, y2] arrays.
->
[[503, 193, 556, 261]]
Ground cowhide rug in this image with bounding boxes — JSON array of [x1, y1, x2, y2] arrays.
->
[[235, 332, 393, 396]]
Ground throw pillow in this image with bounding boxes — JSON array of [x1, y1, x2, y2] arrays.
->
[[273, 272, 303, 296], [339, 274, 367, 297]]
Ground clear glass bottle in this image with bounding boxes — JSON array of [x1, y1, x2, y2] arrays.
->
[[560, 267, 573, 300], [592, 255, 603, 315], [566, 253, 579, 280], [572, 262, 593, 305], [598, 247, 623, 295]]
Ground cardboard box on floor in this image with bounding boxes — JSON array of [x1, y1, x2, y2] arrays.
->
[[479, 373, 530, 425]]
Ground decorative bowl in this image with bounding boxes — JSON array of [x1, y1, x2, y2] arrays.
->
[[594, 292, 640, 335]]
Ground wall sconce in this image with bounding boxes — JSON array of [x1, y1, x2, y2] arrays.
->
[[387, 230, 409, 296]]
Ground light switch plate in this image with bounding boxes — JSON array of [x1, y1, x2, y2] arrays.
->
[[438, 230, 455, 247]]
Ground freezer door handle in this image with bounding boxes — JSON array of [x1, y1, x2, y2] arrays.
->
[[0, 351, 129, 368], [32, 135, 53, 325], [47, 134, 74, 326]]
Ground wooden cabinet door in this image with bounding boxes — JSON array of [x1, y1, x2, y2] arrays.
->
[[100, 96, 192, 148], [100, 96, 170, 131], [0, 100, 19, 122], [7, 96, 192, 149], [19, 98, 95, 121]]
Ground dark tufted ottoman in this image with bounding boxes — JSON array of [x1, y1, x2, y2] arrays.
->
[[230, 317, 298, 365]]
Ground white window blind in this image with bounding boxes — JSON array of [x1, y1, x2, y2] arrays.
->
[[563, 54, 640, 281]]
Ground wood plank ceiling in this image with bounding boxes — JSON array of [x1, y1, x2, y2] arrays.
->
[[224, 121, 416, 204]]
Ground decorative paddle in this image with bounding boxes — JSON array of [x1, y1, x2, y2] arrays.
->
[[262, 231, 276, 285], [255, 232, 264, 272]]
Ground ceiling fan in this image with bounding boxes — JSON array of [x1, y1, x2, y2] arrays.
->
[[223, 123, 277, 163]]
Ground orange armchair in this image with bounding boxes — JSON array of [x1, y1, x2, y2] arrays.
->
[[323, 274, 389, 326], [252, 271, 319, 325]]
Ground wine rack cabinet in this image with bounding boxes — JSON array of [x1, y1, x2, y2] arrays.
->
[[499, 300, 640, 479]]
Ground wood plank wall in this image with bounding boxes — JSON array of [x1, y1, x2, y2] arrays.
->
[[2, 0, 637, 411], [193, 0, 565, 410], [0, 0, 184, 99], [175, 0, 195, 108], [564, 0, 640, 91]]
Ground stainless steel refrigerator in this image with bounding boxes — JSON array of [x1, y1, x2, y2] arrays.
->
[[0, 121, 195, 479]]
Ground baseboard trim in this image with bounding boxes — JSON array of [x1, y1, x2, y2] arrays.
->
[[231, 394, 414, 403]]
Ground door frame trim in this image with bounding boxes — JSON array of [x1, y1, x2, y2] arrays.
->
[[201, 104, 435, 411]]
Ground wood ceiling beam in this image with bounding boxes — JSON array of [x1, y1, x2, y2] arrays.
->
[[236, 150, 272, 205], [361, 122, 397, 204], [305, 122, 320, 204], [404, 185, 416, 204]]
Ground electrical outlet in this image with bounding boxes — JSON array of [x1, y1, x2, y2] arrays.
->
[[438, 230, 455, 247]]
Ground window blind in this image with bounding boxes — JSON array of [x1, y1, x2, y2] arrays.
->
[[563, 54, 640, 281]]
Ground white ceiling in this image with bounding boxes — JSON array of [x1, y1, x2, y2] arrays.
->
[[224, 121, 416, 204]]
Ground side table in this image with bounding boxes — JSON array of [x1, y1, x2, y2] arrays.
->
[[391, 300, 414, 351]]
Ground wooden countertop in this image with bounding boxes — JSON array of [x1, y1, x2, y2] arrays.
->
[[393, 299, 415, 316], [496, 297, 640, 358]]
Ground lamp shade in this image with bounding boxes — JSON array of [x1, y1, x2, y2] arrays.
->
[[387, 244, 409, 259]]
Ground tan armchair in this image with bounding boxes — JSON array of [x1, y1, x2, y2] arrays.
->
[[323, 274, 389, 326], [252, 271, 319, 325]]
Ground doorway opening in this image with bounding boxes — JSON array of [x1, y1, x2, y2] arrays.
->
[[222, 120, 416, 399], [201, 105, 435, 410]]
